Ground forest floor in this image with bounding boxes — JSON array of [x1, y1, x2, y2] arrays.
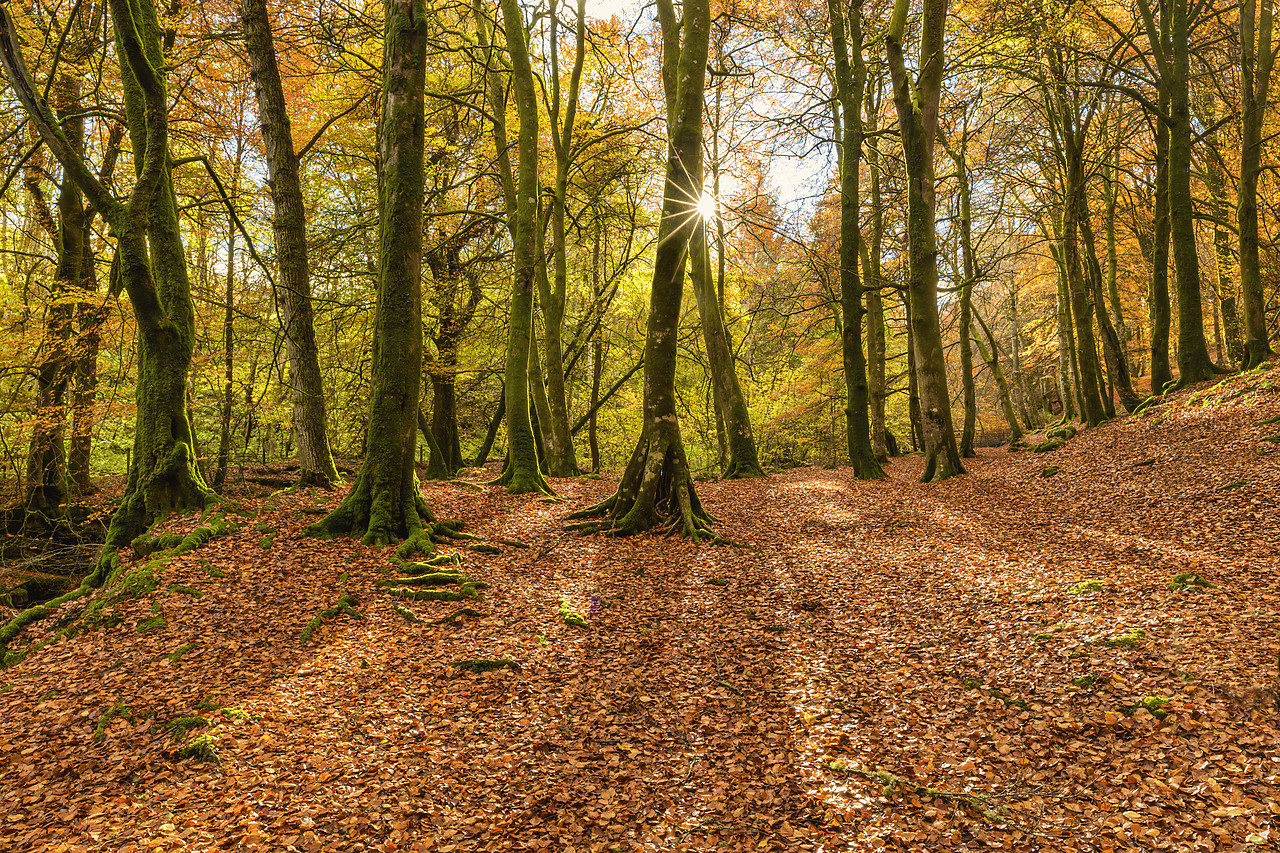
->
[[2, 369, 1279, 853]]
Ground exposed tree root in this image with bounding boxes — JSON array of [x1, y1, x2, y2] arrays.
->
[[393, 603, 422, 623], [431, 607, 485, 625], [299, 592, 364, 643], [451, 658, 521, 673], [488, 454, 556, 497], [566, 430, 719, 541], [558, 598, 588, 628], [824, 761, 1024, 829]]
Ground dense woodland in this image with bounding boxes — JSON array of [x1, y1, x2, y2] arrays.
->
[[0, 0, 1278, 848]]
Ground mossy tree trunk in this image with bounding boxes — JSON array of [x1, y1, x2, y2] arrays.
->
[[536, 0, 586, 479], [481, 0, 552, 495], [1149, 95, 1173, 393], [972, 308, 1022, 442], [1240, 0, 1275, 369], [886, 0, 963, 481], [306, 0, 433, 550], [242, 0, 340, 488], [1080, 215, 1140, 412], [2, 0, 216, 556], [568, 0, 714, 538], [828, 0, 885, 479]]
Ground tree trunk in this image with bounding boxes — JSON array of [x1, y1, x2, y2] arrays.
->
[[973, 308, 1022, 442], [886, 0, 963, 481], [242, 0, 340, 488], [1080, 215, 1140, 411], [1052, 243, 1077, 419], [940, 127, 977, 457], [567, 0, 715, 538], [212, 222, 235, 491], [1240, 0, 1275, 368], [863, 93, 889, 461], [1150, 104, 1173, 393], [828, 0, 885, 478], [306, 0, 434, 552]]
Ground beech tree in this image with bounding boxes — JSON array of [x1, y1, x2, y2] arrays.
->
[[885, 0, 964, 481], [569, 0, 715, 537], [305, 0, 435, 550], [241, 0, 342, 489], [1, 0, 215, 564]]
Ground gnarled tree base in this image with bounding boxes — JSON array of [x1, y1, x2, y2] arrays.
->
[[567, 430, 717, 541], [304, 467, 437, 558], [488, 455, 555, 497], [920, 444, 965, 483]]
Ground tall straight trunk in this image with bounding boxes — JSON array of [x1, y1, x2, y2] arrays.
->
[[1240, 0, 1275, 368], [1150, 105, 1174, 392], [886, 0, 963, 481], [537, 0, 586, 477], [972, 308, 1022, 441], [212, 224, 235, 491], [828, 0, 884, 478], [1080, 215, 1140, 411], [568, 0, 715, 538], [902, 289, 923, 452], [690, 215, 763, 478], [588, 228, 603, 473], [1102, 157, 1131, 371], [242, 0, 339, 488], [1052, 244, 1077, 419], [940, 128, 976, 457], [486, 0, 551, 494], [1164, 0, 1215, 385], [1060, 143, 1107, 424], [19, 101, 82, 523], [863, 93, 888, 461], [306, 0, 434, 552]]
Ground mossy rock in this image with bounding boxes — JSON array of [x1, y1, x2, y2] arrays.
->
[[1122, 696, 1169, 720], [1032, 438, 1064, 453], [1040, 466, 1059, 478], [1098, 627, 1145, 649], [451, 658, 522, 674], [1067, 580, 1104, 595], [1046, 424, 1078, 441], [1168, 572, 1216, 592]]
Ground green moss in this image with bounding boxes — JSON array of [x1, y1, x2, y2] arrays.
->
[[1032, 438, 1064, 453], [163, 715, 210, 739], [1168, 572, 1216, 591], [1071, 674, 1096, 687], [166, 583, 203, 598], [194, 698, 223, 713], [299, 592, 363, 642], [431, 607, 485, 625], [1123, 696, 1169, 720], [197, 561, 227, 578], [761, 624, 787, 633], [1099, 627, 1146, 649], [1067, 580, 1105, 595], [164, 642, 197, 663], [1033, 632, 1053, 643], [258, 533, 276, 551], [705, 578, 729, 587], [93, 701, 133, 742], [175, 734, 220, 762], [1040, 466, 1058, 478], [136, 614, 167, 633], [468, 543, 501, 555], [451, 658, 522, 674], [1217, 480, 1249, 491], [558, 598, 588, 628], [377, 572, 478, 589], [393, 603, 421, 623], [390, 586, 480, 603], [989, 688, 1028, 711], [960, 676, 982, 689]]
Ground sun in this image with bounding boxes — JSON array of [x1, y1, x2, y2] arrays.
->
[[695, 192, 718, 222]]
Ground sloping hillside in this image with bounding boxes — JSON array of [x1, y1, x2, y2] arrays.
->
[[2, 369, 1278, 852]]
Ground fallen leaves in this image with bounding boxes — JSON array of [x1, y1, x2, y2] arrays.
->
[[0, 374, 1278, 851]]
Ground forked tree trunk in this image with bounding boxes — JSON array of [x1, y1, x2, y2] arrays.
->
[[305, 0, 434, 553], [828, 0, 885, 478], [242, 0, 340, 488], [567, 0, 715, 538], [886, 0, 963, 481]]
